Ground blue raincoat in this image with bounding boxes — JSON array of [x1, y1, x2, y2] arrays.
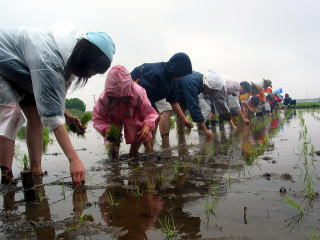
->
[[130, 52, 192, 105]]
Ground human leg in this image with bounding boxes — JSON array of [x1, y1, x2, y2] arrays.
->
[[155, 99, 173, 148], [129, 142, 142, 157], [0, 137, 16, 184], [159, 110, 172, 148], [21, 106, 43, 175], [0, 77, 26, 183]]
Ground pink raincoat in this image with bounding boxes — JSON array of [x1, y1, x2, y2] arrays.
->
[[93, 65, 159, 144]]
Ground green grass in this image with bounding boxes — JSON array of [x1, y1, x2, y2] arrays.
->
[[294, 102, 320, 109]]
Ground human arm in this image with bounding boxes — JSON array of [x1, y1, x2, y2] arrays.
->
[[170, 102, 193, 128], [53, 125, 85, 186], [197, 122, 213, 138], [137, 89, 159, 140], [27, 51, 86, 185]]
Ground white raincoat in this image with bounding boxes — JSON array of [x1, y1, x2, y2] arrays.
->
[[0, 22, 79, 139]]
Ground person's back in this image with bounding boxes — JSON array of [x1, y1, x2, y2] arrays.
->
[[176, 71, 203, 111], [93, 65, 158, 158], [130, 52, 192, 105], [283, 94, 291, 106]]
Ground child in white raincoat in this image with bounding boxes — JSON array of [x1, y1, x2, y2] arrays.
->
[[0, 23, 115, 186]]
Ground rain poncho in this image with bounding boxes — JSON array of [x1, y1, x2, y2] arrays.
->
[[199, 71, 230, 121], [130, 52, 192, 105], [0, 24, 115, 140], [93, 65, 159, 144], [176, 71, 204, 122], [0, 25, 79, 137], [226, 78, 241, 112]]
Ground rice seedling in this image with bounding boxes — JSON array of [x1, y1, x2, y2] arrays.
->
[[60, 180, 66, 199], [309, 226, 319, 240], [303, 163, 316, 200], [172, 161, 180, 175], [104, 192, 119, 207], [133, 185, 142, 197], [65, 212, 92, 231], [158, 215, 181, 239], [156, 169, 165, 182], [204, 196, 217, 214], [195, 155, 202, 165], [80, 112, 92, 126], [169, 116, 176, 129], [282, 196, 304, 214], [79, 213, 91, 225], [42, 128, 53, 152], [208, 181, 219, 200], [106, 125, 122, 144], [21, 153, 30, 171], [147, 179, 155, 191]]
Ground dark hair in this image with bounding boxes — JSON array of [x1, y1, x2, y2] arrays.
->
[[63, 39, 111, 88], [285, 93, 289, 97], [240, 81, 252, 93], [250, 96, 260, 107]]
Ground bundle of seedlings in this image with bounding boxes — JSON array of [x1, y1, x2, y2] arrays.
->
[[106, 125, 123, 146], [106, 125, 123, 159], [66, 117, 86, 136]]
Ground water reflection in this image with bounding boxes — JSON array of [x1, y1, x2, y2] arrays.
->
[[1, 112, 295, 239], [99, 187, 164, 240]]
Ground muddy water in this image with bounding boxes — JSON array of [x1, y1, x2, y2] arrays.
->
[[1, 109, 320, 239]]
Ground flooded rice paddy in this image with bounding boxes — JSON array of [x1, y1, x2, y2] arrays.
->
[[1, 109, 320, 240]]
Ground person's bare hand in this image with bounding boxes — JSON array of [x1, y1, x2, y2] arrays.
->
[[183, 119, 193, 129], [137, 125, 151, 140], [70, 158, 86, 187], [204, 129, 213, 139]]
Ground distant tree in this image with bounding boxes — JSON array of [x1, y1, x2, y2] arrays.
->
[[66, 98, 86, 112]]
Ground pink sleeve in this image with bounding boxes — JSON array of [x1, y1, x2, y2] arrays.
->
[[139, 90, 159, 130], [92, 99, 111, 137]]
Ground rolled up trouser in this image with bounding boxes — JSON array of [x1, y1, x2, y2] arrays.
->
[[0, 77, 26, 140], [155, 99, 172, 114]]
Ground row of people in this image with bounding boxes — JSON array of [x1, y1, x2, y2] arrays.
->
[[92, 62, 295, 158], [0, 25, 295, 186]]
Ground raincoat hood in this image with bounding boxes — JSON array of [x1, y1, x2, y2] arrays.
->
[[165, 52, 192, 78], [104, 65, 135, 98], [203, 70, 226, 91], [226, 79, 240, 96]]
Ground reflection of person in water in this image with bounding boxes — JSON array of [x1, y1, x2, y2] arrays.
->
[[25, 176, 56, 239], [99, 188, 164, 240], [1, 176, 56, 239]]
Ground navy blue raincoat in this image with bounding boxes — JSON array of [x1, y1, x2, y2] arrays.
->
[[176, 71, 205, 123], [130, 52, 192, 105]]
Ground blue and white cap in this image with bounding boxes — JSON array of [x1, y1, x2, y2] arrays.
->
[[83, 32, 115, 62]]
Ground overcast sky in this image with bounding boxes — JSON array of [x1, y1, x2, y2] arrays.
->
[[1, 0, 319, 110]]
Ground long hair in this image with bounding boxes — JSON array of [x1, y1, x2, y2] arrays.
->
[[63, 39, 111, 88]]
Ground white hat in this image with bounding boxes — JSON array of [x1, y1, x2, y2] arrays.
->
[[203, 70, 226, 91]]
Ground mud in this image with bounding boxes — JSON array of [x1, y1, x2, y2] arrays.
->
[[1, 109, 320, 239]]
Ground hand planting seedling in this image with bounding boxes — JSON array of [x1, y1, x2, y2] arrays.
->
[[66, 117, 86, 136]]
